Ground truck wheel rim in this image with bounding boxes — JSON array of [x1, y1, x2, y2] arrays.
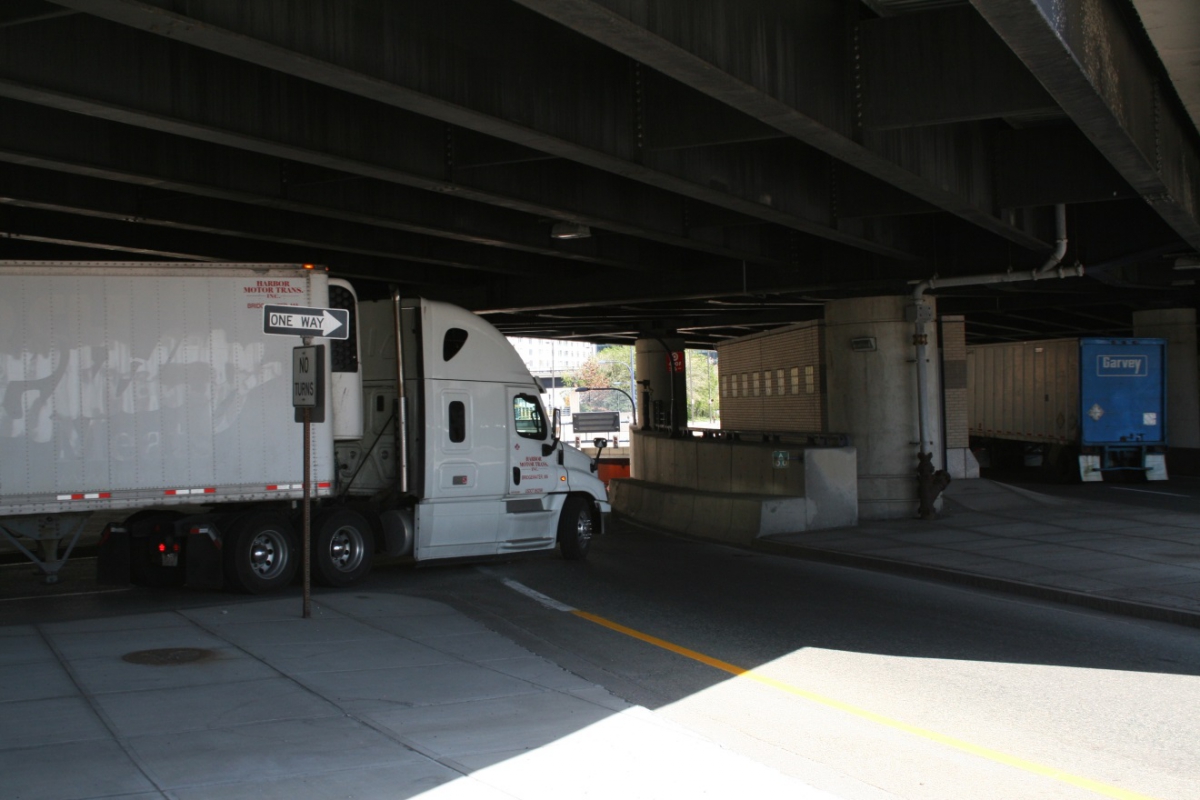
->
[[575, 510, 593, 545], [248, 530, 288, 579], [328, 526, 365, 572]]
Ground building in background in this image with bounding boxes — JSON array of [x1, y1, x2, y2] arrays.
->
[[508, 337, 596, 377]]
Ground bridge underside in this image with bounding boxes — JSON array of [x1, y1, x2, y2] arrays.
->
[[1, 0, 1197, 345]]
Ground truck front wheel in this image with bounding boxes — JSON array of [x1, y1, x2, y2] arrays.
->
[[557, 496, 595, 561], [311, 508, 374, 587], [225, 513, 298, 594]]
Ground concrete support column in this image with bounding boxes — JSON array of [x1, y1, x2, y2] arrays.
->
[[825, 296, 943, 519], [1132, 308, 1200, 450], [940, 315, 979, 479], [635, 335, 687, 434]]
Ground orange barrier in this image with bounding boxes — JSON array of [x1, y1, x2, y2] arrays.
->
[[596, 459, 631, 488]]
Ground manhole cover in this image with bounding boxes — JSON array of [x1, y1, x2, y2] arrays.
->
[[121, 648, 215, 666]]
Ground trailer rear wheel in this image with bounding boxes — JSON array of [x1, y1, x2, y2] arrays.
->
[[311, 508, 374, 587], [225, 513, 298, 594], [557, 496, 595, 561]]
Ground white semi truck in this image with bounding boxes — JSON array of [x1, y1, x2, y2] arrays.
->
[[0, 262, 610, 591]]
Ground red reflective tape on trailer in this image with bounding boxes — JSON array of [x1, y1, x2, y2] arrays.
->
[[71, 494, 84, 500], [202, 488, 216, 494], [317, 482, 331, 489], [164, 490, 179, 496], [266, 485, 279, 491], [98, 492, 111, 499]]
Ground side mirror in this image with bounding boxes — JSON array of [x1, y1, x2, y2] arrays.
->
[[542, 407, 561, 457], [589, 437, 607, 472]]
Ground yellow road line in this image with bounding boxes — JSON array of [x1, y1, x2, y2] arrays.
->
[[570, 609, 1162, 800]]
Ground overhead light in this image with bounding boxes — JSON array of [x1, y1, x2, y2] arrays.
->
[[1173, 256, 1200, 270], [551, 222, 591, 240]]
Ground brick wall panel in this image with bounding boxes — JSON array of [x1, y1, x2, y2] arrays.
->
[[716, 321, 826, 432]]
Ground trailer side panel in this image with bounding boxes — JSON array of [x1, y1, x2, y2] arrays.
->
[[966, 338, 1078, 445], [0, 264, 334, 516]]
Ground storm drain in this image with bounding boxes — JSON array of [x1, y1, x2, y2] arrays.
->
[[121, 648, 216, 666]]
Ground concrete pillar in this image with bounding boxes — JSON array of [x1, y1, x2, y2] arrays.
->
[[940, 315, 979, 479], [1132, 308, 1200, 450], [635, 336, 687, 433], [825, 296, 943, 519]]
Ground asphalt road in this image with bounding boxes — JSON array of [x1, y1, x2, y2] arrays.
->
[[4, 516, 1199, 800], [385, 522, 1200, 800]]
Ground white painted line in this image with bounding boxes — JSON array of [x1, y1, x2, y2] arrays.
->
[[1108, 487, 1192, 498], [500, 578, 576, 612]]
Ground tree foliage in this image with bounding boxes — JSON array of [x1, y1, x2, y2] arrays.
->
[[686, 350, 719, 424], [562, 345, 636, 413], [561, 345, 720, 424]]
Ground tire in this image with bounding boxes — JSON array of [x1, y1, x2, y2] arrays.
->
[[224, 512, 298, 594], [557, 496, 595, 561], [124, 510, 185, 588], [311, 508, 375, 587], [1043, 445, 1081, 483]]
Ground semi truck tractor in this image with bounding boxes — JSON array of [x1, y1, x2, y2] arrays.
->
[[0, 262, 610, 590], [966, 337, 1168, 481]]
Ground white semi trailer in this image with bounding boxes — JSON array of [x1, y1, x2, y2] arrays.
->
[[0, 262, 610, 591]]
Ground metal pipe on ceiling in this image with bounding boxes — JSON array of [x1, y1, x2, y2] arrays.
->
[[909, 203, 1080, 515]]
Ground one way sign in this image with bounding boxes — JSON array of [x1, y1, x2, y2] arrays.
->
[[263, 304, 350, 339]]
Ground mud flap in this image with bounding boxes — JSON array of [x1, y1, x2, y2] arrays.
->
[[1145, 453, 1169, 481], [96, 524, 131, 585], [186, 521, 226, 590]]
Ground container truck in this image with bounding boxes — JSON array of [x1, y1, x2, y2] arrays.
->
[[0, 262, 610, 590], [966, 337, 1168, 481]]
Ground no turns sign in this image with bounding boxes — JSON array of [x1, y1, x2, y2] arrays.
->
[[293, 345, 326, 423]]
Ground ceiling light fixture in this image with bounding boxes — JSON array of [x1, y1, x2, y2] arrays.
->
[[550, 222, 591, 240]]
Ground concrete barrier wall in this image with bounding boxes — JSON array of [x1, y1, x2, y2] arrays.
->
[[613, 430, 857, 545]]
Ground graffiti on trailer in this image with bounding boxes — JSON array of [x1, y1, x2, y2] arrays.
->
[[0, 334, 281, 456]]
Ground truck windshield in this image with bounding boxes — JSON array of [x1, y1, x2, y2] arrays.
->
[[513, 394, 547, 439]]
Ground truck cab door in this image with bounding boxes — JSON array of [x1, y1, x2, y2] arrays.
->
[[500, 390, 559, 549], [416, 385, 502, 559]]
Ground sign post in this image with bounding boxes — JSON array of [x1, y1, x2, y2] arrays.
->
[[264, 303, 348, 619], [292, 340, 322, 619], [302, 392, 312, 619]]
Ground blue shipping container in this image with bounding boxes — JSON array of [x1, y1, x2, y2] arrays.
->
[[1078, 338, 1167, 447]]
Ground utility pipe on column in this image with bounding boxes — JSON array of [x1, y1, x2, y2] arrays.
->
[[909, 204, 1080, 516]]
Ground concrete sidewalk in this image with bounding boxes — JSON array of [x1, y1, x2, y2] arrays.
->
[[0, 592, 838, 800], [758, 479, 1200, 628]]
